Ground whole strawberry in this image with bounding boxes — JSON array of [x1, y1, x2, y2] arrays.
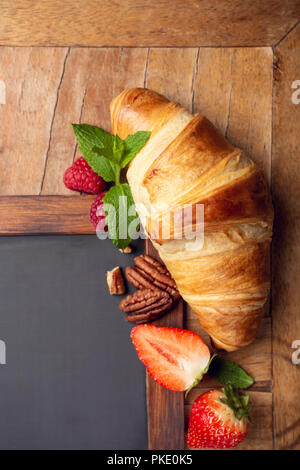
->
[[186, 385, 250, 449], [63, 157, 106, 194], [90, 192, 107, 231]]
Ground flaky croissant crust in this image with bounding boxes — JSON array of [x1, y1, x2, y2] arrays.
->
[[110, 88, 273, 351]]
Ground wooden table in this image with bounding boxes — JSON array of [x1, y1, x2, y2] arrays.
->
[[0, 1, 300, 450]]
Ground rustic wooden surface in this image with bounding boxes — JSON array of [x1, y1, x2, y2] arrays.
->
[[0, 196, 94, 235], [0, 47, 273, 195], [193, 48, 273, 180], [1, 1, 299, 47], [272, 23, 300, 450], [0, 17, 299, 448]]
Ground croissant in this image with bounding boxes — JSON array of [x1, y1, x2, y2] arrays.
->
[[110, 88, 273, 351]]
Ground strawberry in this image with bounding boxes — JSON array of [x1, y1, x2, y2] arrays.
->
[[186, 385, 250, 449], [90, 192, 107, 230], [130, 324, 211, 392], [63, 156, 106, 194]]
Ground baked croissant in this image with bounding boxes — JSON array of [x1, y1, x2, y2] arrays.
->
[[110, 88, 273, 351]]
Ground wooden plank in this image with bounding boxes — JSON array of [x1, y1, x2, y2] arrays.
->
[[193, 47, 273, 180], [42, 47, 148, 194], [0, 47, 148, 196], [185, 391, 273, 450], [145, 239, 185, 450], [0, 47, 68, 195], [272, 24, 300, 450], [1, 1, 300, 47], [73, 48, 148, 161], [0, 196, 95, 234], [41, 48, 96, 195], [0, 46, 275, 197], [145, 48, 198, 112]]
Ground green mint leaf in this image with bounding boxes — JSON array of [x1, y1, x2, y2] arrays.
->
[[92, 145, 118, 164], [121, 131, 151, 169], [72, 124, 150, 248], [92, 135, 125, 167], [209, 357, 254, 389], [93, 135, 126, 166], [103, 183, 140, 249], [72, 124, 117, 182], [114, 135, 126, 163]]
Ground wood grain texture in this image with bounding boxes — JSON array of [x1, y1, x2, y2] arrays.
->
[[193, 47, 273, 180], [0, 47, 68, 195], [42, 47, 148, 193], [0, 46, 276, 196], [0, 196, 94, 234], [272, 24, 300, 450], [185, 391, 273, 450], [1, 1, 300, 47], [145, 48, 198, 112], [41, 48, 96, 195], [73, 48, 148, 160], [145, 239, 185, 450]]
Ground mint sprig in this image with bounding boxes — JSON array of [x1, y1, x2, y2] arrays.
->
[[103, 183, 140, 249], [72, 123, 150, 248], [72, 124, 116, 182]]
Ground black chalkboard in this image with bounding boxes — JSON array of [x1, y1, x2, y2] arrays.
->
[[0, 235, 147, 450]]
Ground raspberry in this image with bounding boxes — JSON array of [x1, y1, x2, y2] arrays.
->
[[90, 192, 107, 231], [63, 157, 106, 194]]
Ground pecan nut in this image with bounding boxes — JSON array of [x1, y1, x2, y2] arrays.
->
[[106, 266, 125, 295], [119, 288, 173, 324], [126, 254, 180, 302]]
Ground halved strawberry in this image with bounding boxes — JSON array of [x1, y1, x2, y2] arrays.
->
[[130, 324, 211, 392], [186, 385, 250, 449]]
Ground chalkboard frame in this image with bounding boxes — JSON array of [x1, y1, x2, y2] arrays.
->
[[0, 195, 185, 450]]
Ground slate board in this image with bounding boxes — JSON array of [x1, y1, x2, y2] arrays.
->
[[0, 235, 147, 450]]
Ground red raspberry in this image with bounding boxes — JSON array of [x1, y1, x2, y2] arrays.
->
[[63, 157, 106, 194], [90, 192, 107, 231]]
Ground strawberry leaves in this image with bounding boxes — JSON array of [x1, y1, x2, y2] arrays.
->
[[72, 123, 150, 248], [209, 357, 254, 389], [219, 385, 251, 422]]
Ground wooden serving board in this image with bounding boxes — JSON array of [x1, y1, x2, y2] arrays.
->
[[0, 3, 300, 450]]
